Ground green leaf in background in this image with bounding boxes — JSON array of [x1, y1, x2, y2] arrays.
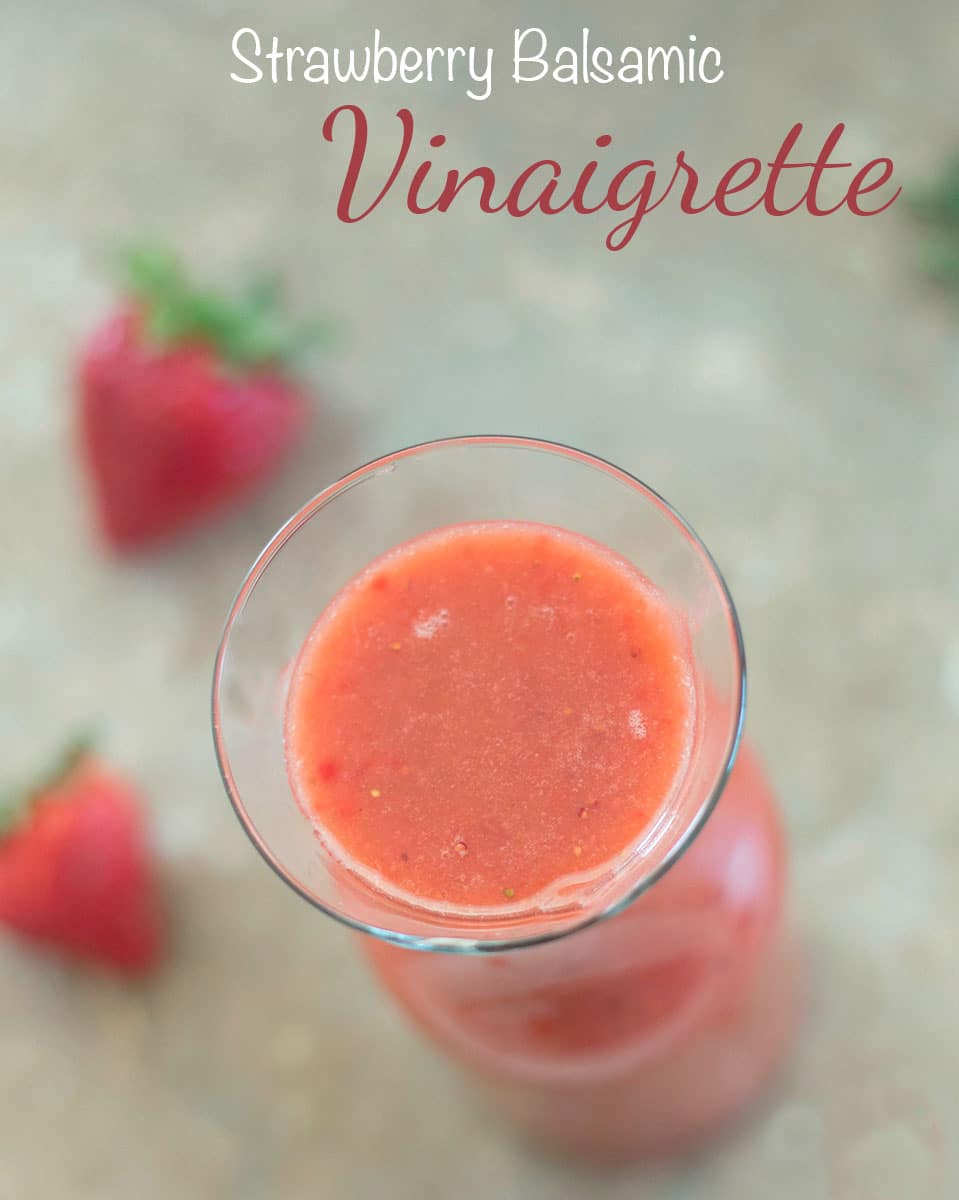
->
[[911, 153, 959, 296], [118, 243, 333, 370], [0, 735, 95, 835]]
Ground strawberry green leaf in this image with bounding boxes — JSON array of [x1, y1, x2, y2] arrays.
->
[[123, 244, 184, 299], [0, 736, 95, 836], [118, 243, 334, 370]]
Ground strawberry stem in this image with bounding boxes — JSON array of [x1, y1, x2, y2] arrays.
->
[[0, 736, 94, 836], [120, 243, 334, 369]]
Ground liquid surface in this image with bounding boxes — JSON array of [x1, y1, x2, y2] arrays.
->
[[285, 522, 694, 909]]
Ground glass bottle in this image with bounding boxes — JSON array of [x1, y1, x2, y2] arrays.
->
[[213, 437, 799, 1162]]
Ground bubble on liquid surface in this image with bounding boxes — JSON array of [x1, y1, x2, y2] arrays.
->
[[413, 609, 450, 640], [628, 709, 648, 739]]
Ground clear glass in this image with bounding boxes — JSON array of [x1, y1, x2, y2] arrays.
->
[[213, 437, 799, 1160]]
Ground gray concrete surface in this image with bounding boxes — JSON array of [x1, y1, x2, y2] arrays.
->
[[1, 1, 957, 1196]]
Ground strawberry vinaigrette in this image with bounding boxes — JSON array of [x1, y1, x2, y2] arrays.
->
[[215, 437, 798, 1163], [285, 521, 694, 912], [282, 517, 797, 1160]]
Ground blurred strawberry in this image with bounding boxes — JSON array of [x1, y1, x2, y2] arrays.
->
[[78, 246, 328, 551], [0, 741, 164, 975]]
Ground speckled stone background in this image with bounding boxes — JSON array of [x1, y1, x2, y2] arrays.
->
[[2, 2, 958, 1197]]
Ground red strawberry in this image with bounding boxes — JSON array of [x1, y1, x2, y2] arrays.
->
[[78, 247, 326, 551], [0, 742, 164, 974]]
